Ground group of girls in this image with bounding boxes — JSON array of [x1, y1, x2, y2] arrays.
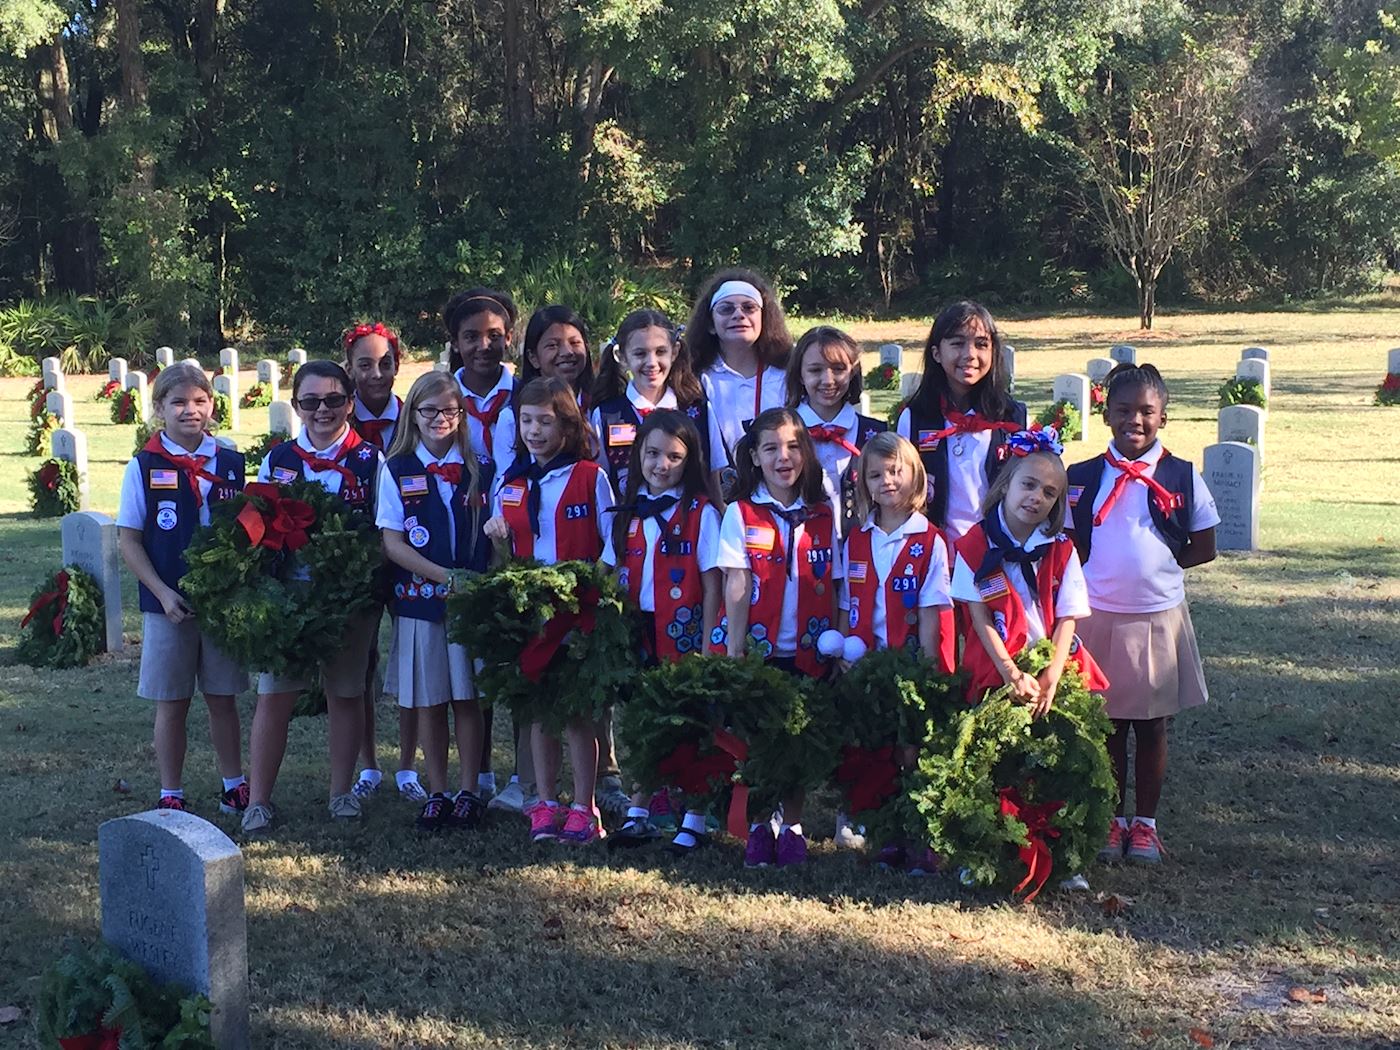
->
[[119, 271, 1220, 875]]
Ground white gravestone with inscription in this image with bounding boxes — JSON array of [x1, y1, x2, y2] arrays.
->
[[61, 510, 122, 650], [42, 356, 64, 390], [155, 346, 176, 368], [1389, 348, 1400, 375], [1218, 404, 1265, 459], [268, 400, 301, 439], [212, 375, 238, 432], [1086, 358, 1114, 384], [46, 389, 74, 425], [100, 810, 249, 1049], [1001, 343, 1016, 384], [108, 357, 128, 384], [218, 347, 239, 371], [287, 347, 307, 367], [1051, 373, 1090, 441], [51, 427, 89, 509], [879, 343, 901, 368], [1110, 344, 1137, 366], [1235, 358, 1271, 402], [124, 371, 151, 421], [255, 359, 280, 401], [1204, 442, 1261, 551], [1241, 346, 1270, 363]]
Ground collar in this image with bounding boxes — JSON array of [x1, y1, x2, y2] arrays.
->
[[863, 509, 930, 538], [459, 366, 513, 403], [530, 453, 575, 479], [797, 401, 857, 432], [708, 358, 777, 383], [354, 394, 400, 423], [997, 506, 1054, 552], [626, 380, 678, 411], [297, 425, 351, 456], [160, 431, 217, 460], [1106, 438, 1163, 470], [415, 441, 465, 468], [752, 483, 805, 512]]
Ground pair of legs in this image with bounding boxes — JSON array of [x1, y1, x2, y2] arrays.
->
[[360, 700, 420, 779], [154, 694, 242, 790], [531, 720, 598, 813], [248, 689, 364, 806], [420, 700, 484, 796], [1107, 716, 1168, 819]]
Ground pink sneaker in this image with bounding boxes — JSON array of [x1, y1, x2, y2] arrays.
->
[[775, 828, 807, 867], [559, 806, 605, 845], [527, 802, 565, 842], [743, 824, 777, 868], [648, 788, 677, 831]]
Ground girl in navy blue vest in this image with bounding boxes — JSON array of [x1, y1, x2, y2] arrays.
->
[[590, 308, 717, 498], [1066, 364, 1220, 867], [378, 370, 494, 833], [896, 301, 1026, 543], [242, 361, 383, 834], [117, 362, 248, 816]]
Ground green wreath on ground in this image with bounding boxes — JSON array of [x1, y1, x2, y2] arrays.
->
[[240, 382, 273, 409], [15, 566, 105, 669], [619, 653, 837, 831], [28, 458, 81, 518], [907, 639, 1115, 900], [211, 391, 231, 431], [1035, 399, 1082, 441], [447, 559, 638, 731], [26, 408, 60, 456], [111, 388, 142, 424], [95, 378, 122, 401], [1374, 373, 1400, 406], [864, 362, 899, 390], [818, 648, 964, 848], [180, 481, 381, 678], [131, 419, 157, 456]]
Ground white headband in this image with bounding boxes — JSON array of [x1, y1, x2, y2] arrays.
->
[[710, 280, 763, 309]]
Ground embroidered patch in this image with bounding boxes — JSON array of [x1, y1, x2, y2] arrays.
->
[[357, 446, 375, 460], [149, 469, 178, 490], [848, 561, 867, 583], [563, 502, 590, 520], [408, 525, 430, 549], [400, 474, 429, 497], [1067, 484, 1084, 507], [272, 466, 298, 484], [500, 484, 525, 507], [976, 573, 1010, 600], [917, 430, 941, 452], [607, 423, 637, 446], [909, 542, 925, 558], [743, 524, 776, 552], [155, 501, 177, 531]]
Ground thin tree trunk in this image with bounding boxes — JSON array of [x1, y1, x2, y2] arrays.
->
[[114, 0, 148, 109]]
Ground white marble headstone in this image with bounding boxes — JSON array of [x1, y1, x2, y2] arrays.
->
[[1240, 346, 1270, 363], [256, 358, 278, 385], [51, 427, 89, 509], [1109, 344, 1137, 365], [41, 357, 63, 391], [268, 399, 301, 438], [45, 389, 74, 425], [1001, 343, 1016, 383], [899, 370, 922, 401], [108, 357, 128, 384], [1388, 348, 1400, 376], [879, 343, 902, 368], [859, 391, 872, 416], [61, 511, 121, 649], [1051, 373, 1091, 441], [1234, 358, 1271, 402], [1218, 404, 1265, 458], [1204, 442, 1261, 550], [1086, 358, 1114, 384], [218, 347, 239, 370], [212, 374, 239, 431], [123, 371, 151, 420], [155, 346, 176, 368], [287, 347, 307, 367]]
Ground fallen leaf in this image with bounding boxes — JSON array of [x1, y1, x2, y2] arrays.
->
[[1097, 892, 1134, 916], [1188, 1028, 1215, 1048], [1320, 754, 1340, 764], [945, 929, 985, 942], [1286, 986, 1326, 1004], [285, 903, 313, 915], [1137, 1029, 1156, 1041], [0, 1005, 21, 1024], [112, 778, 131, 794], [1011, 957, 1036, 972]]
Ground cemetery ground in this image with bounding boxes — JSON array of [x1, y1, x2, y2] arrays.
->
[[0, 305, 1398, 1049]]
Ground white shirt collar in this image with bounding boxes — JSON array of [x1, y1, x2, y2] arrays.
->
[[354, 395, 399, 423], [415, 441, 465, 468], [626, 380, 678, 411], [997, 506, 1055, 551], [708, 357, 779, 382], [297, 425, 351, 455], [862, 509, 930, 537], [797, 401, 857, 431], [1107, 438, 1163, 468], [530, 452, 576, 478], [160, 431, 217, 460], [753, 482, 805, 512], [459, 366, 513, 403]]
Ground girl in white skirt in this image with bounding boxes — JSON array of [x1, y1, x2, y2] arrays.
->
[[1066, 363, 1220, 866], [378, 371, 493, 833]]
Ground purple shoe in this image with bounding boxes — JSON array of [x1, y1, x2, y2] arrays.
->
[[743, 824, 777, 868], [776, 828, 807, 867]]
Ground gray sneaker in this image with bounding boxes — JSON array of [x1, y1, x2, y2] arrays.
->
[[596, 776, 632, 826], [241, 801, 275, 834], [398, 777, 428, 803], [329, 792, 363, 821], [488, 780, 526, 813]]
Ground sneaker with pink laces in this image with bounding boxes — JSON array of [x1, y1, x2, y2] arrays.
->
[[528, 802, 565, 843], [558, 806, 605, 845], [1126, 821, 1164, 865], [743, 824, 777, 868], [156, 795, 187, 812], [1098, 820, 1128, 864], [775, 827, 807, 867], [648, 788, 678, 832]]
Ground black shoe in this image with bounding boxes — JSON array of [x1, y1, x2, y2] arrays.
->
[[608, 817, 661, 850], [416, 793, 451, 832], [447, 789, 484, 830], [664, 829, 710, 856]]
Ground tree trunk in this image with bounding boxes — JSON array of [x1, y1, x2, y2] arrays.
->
[[114, 0, 148, 109], [1139, 277, 1155, 329]]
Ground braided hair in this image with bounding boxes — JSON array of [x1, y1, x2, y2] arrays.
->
[[1104, 362, 1169, 410]]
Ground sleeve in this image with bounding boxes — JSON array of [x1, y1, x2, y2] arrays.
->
[[716, 502, 750, 570], [706, 402, 730, 471], [589, 407, 607, 469], [255, 453, 272, 483], [948, 552, 981, 604], [600, 525, 618, 568], [375, 463, 405, 531], [489, 470, 505, 516], [1189, 467, 1222, 530], [896, 407, 911, 441], [1053, 546, 1091, 620], [115, 459, 147, 529], [697, 504, 722, 572], [594, 467, 616, 547], [919, 533, 952, 608], [838, 536, 852, 611]]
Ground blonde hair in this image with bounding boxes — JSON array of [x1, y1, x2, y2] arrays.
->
[[151, 361, 212, 410], [854, 432, 927, 521], [981, 451, 1068, 534], [387, 370, 481, 512]]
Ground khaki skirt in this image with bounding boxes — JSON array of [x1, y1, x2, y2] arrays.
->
[[383, 616, 476, 708], [1077, 601, 1208, 721]]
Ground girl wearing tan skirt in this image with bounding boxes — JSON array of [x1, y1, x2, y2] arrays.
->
[[1066, 364, 1220, 866]]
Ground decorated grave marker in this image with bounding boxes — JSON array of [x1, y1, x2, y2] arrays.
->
[[99, 810, 249, 1049], [123, 371, 151, 420], [1086, 358, 1114, 384], [212, 374, 239, 431], [879, 343, 902, 368], [1389, 348, 1400, 375], [51, 427, 89, 510], [45, 389, 74, 426], [1241, 346, 1270, 362], [155, 346, 176, 368], [108, 357, 128, 384], [1218, 404, 1265, 458], [1235, 357, 1271, 401], [1204, 442, 1261, 550], [42, 357, 63, 390], [1050, 373, 1090, 441], [268, 400, 300, 439], [1110, 344, 1137, 366], [61, 510, 121, 649], [218, 347, 239, 372], [255, 359, 280, 401]]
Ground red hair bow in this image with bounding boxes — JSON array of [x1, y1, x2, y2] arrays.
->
[[342, 321, 401, 364]]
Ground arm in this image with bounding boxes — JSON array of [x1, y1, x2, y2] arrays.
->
[[701, 567, 722, 644], [967, 601, 1040, 703], [723, 568, 752, 657], [117, 527, 191, 623], [917, 605, 942, 661], [1178, 526, 1217, 569], [381, 529, 450, 585], [1033, 617, 1078, 718]]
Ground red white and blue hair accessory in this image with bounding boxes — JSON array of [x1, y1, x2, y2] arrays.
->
[[342, 321, 401, 363], [1006, 427, 1063, 457]]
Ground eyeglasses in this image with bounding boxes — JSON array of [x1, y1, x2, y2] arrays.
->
[[294, 394, 350, 411], [416, 406, 463, 421]]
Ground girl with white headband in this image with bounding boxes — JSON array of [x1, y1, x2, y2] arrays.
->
[[683, 269, 793, 493]]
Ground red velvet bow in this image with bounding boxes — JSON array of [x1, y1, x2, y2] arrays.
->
[[21, 570, 69, 637], [654, 727, 750, 840], [998, 785, 1064, 903], [236, 482, 315, 551], [808, 424, 861, 457], [835, 744, 899, 815], [39, 462, 61, 491], [59, 1026, 121, 1050], [518, 585, 600, 682]]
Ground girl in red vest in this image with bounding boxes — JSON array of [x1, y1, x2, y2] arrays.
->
[[786, 325, 887, 537], [484, 378, 615, 845], [896, 301, 1027, 543], [519, 305, 595, 413], [949, 430, 1105, 713], [602, 410, 722, 850], [715, 407, 843, 868]]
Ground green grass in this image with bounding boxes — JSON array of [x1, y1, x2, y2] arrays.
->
[[2, 303, 1399, 1048]]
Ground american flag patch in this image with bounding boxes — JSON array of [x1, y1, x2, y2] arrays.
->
[[977, 573, 1010, 600], [399, 474, 429, 496], [1067, 485, 1084, 507], [607, 423, 637, 446], [500, 484, 526, 507], [848, 561, 867, 583], [149, 469, 178, 489], [743, 525, 776, 552], [273, 467, 298, 484], [917, 430, 941, 452]]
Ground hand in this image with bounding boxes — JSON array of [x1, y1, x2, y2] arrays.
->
[[1032, 669, 1060, 718], [160, 587, 193, 625], [483, 515, 511, 542], [1007, 669, 1041, 705]]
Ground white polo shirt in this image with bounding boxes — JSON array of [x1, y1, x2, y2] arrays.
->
[[257, 426, 379, 496], [896, 406, 992, 541], [590, 381, 679, 471], [117, 432, 224, 529], [376, 442, 469, 560], [489, 458, 615, 563], [702, 359, 787, 470], [456, 366, 517, 466], [601, 485, 722, 612], [841, 511, 951, 643]]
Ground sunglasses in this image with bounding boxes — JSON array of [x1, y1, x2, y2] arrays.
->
[[294, 394, 350, 411]]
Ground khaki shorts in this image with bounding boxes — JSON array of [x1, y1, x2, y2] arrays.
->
[[138, 612, 248, 701], [256, 611, 378, 699]]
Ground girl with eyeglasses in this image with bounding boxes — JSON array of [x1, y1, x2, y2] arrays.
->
[[241, 360, 385, 834]]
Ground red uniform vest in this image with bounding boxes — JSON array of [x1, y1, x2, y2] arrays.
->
[[499, 459, 604, 561], [621, 495, 712, 661], [953, 523, 1109, 701], [845, 522, 956, 674], [715, 499, 836, 677]]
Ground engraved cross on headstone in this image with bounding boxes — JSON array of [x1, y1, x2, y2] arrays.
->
[[141, 844, 159, 890]]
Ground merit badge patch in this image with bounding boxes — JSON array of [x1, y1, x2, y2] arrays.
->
[[149, 469, 178, 490], [408, 525, 430, 549], [155, 501, 178, 531]]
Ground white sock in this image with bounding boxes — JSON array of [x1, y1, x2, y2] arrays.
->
[[627, 806, 649, 820], [221, 776, 246, 791], [508, 774, 520, 785], [358, 769, 382, 787], [1133, 816, 1157, 830], [681, 811, 707, 834], [395, 770, 420, 788], [160, 789, 183, 799], [1113, 816, 1129, 829], [478, 771, 496, 792]]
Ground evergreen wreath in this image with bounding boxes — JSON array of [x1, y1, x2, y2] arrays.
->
[[180, 481, 382, 677], [95, 378, 122, 401], [1035, 399, 1082, 441], [1089, 380, 1107, 420], [37, 939, 214, 1049], [15, 566, 105, 670], [28, 458, 81, 518], [239, 383, 273, 409], [1218, 376, 1267, 410], [26, 408, 60, 456], [111, 388, 142, 424], [211, 392, 231, 432], [864, 362, 900, 391], [29, 378, 46, 416], [906, 639, 1115, 900], [1374, 373, 1400, 407], [447, 559, 639, 731], [241, 432, 287, 473], [131, 419, 157, 456]]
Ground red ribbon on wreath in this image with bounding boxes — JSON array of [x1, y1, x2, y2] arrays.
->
[[21, 570, 69, 637], [59, 1026, 122, 1050], [39, 461, 61, 491], [998, 785, 1064, 903], [517, 585, 599, 682], [655, 727, 751, 841], [835, 744, 898, 815], [236, 482, 315, 551]]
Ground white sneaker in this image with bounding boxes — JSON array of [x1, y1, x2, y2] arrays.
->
[[834, 812, 866, 850], [398, 778, 428, 803], [488, 780, 526, 813], [351, 775, 380, 801], [241, 801, 275, 834], [1059, 873, 1091, 892]]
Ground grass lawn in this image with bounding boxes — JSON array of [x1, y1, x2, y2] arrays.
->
[[1, 302, 1398, 1048]]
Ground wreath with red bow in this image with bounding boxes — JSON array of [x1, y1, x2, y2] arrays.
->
[[180, 480, 382, 677], [109, 388, 141, 425], [15, 566, 105, 669], [94, 378, 121, 402], [28, 458, 81, 518], [26, 408, 60, 456]]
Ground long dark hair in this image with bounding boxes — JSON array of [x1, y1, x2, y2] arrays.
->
[[785, 325, 863, 408], [908, 300, 1014, 420], [609, 410, 718, 558], [683, 268, 793, 376], [732, 407, 826, 505], [520, 305, 595, 396], [513, 376, 593, 462], [591, 309, 704, 407], [442, 288, 517, 373]]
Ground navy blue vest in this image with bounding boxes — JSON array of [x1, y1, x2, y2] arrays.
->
[[384, 453, 495, 622], [264, 436, 379, 520], [137, 446, 245, 613], [595, 396, 713, 493], [837, 413, 889, 535], [1066, 453, 1195, 565], [906, 398, 1027, 528]]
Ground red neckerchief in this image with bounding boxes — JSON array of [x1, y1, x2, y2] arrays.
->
[[291, 429, 363, 486], [426, 461, 462, 486], [1094, 447, 1182, 525], [924, 399, 1020, 443], [142, 433, 222, 508], [808, 423, 860, 457], [356, 395, 401, 450], [463, 389, 511, 460]]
